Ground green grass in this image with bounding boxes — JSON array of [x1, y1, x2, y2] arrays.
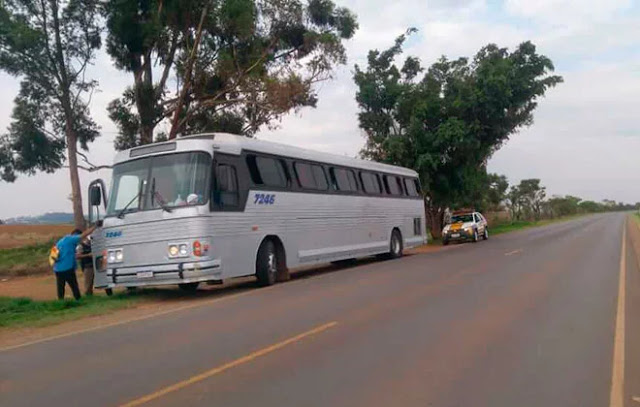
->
[[0, 294, 142, 328], [490, 215, 584, 236], [0, 241, 53, 276]]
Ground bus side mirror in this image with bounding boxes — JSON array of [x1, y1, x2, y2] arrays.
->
[[90, 186, 102, 206]]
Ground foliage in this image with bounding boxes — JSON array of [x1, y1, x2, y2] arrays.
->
[[484, 173, 509, 211], [353, 32, 562, 237], [103, 0, 358, 149], [548, 195, 582, 217], [0, 0, 102, 228], [518, 179, 546, 220]]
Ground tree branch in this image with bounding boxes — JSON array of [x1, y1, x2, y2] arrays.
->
[[168, 4, 209, 139], [156, 30, 180, 98], [67, 164, 112, 172], [75, 150, 111, 171]]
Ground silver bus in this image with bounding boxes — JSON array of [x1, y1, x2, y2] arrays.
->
[[88, 133, 427, 293]]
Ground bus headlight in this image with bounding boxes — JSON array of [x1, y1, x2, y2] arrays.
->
[[168, 243, 189, 258], [107, 249, 123, 264]]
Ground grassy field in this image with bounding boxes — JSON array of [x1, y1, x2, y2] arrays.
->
[[0, 224, 72, 276], [0, 224, 71, 249], [0, 241, 53, 276], [0, 294, 141, 328]]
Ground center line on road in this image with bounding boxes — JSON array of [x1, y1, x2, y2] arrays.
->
[[609, 222, 626, 407], [504, 249, 523, 256], [119, 321, 338, 407]]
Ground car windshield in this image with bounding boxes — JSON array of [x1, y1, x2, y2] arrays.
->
[[451, 214, 474, 223], [106, 152, 211, 217]]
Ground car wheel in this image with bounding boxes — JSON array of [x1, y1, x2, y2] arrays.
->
[[443, 239, 449, 246], [178, 282, 200, 292], [256, 240, 278, 287], [483, 228, 489, 240], [105, 288, 113, 296], [472, 229, 478, 243]]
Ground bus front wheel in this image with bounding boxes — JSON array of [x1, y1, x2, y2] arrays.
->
[[178, 282, 200, 292], [256, 240, 278, 287]]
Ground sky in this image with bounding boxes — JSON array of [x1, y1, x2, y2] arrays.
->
[[1, 0, 639, 219]]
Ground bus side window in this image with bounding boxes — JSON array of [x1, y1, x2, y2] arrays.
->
[[295, 162, 316, 189], [396, 176, 406, 195], [329, 168, 339, 190], [404, 178, 420, 197], [256, 156, 287, 187], [374, 174, 384, 194], [360, 172, 381, 195], [312, 165, 328, 190], [346, 170, 359, 192], [384, 175, 401, 195], [331, 167, 353, 192], [214, 164, 239, 209]]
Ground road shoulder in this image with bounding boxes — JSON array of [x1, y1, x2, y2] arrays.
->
[[625, 216, 640, 406]]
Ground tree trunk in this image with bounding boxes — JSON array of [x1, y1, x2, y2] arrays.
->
[[65, 124, 85, 230], [425, 201, 445, 239], [134, 67, 155, 145], [50, 0, 84, 230]]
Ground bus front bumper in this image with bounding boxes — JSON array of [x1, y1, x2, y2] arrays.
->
[[96, 259, 222, 288]]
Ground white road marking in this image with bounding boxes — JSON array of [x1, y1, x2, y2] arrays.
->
[[504, 249, 523, 256], [609, 222, 626, 407]]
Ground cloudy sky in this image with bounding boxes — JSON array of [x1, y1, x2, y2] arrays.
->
[[1, 0, 639, 218]]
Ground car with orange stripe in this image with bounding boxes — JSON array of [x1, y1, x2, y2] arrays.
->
[[442, 211, 488, 245]]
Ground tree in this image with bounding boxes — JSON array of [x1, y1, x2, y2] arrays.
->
[[578, 200, 604, 213], [104, 0, 358, 149], [549, 195, 581, 217], [485, 173, 509, 211], [506, 185, 525, 221], [0, 0, 102, 228], [354, 32, 562, 237], [518, 179, 546, 220]]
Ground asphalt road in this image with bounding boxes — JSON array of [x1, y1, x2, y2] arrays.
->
[[2, 213, 639, 407]]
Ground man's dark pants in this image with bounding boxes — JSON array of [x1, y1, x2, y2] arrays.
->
[[55, 269, 81, 300]]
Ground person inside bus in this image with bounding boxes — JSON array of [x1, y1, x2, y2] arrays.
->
[[53, 225, 98, 300]]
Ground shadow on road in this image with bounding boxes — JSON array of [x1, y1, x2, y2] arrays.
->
[[121, 256, 385, 303]]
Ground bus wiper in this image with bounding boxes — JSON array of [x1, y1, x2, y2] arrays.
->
[[117, 181, 145, 219], [151, 178, 173, 213]]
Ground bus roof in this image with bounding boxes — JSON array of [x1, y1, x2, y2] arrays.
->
[[117, 133, 419, 177]]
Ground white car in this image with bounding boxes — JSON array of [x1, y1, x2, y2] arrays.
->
[[442, 211, 489, 245]]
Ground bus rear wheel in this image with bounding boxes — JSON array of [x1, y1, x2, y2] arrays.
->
[[388, 229, 403, 259], [256, 240, 278, 287]]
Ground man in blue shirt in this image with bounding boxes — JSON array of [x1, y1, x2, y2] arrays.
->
[[53, 225, 97, 300]]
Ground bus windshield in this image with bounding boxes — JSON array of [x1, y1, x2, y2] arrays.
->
[[106, 152, 211, 217]]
